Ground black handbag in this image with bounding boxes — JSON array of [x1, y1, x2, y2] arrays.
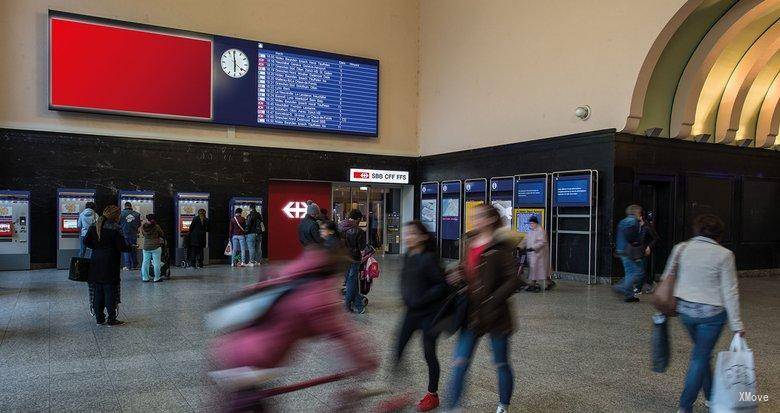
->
[[431, 289, 468, 336], [68, 257, 90, 282]]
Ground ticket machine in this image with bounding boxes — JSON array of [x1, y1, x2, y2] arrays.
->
[[118, 190, 155, 264], [57, 188, 96, 268], [175, 192, 210, 266], [0, 190, 30, 270]]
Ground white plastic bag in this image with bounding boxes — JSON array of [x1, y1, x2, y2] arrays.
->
[[711, 334, 758, 413], [224, 242, 233, 256]]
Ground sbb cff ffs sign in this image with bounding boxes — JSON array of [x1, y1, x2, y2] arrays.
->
[[350, 168, 409, 184]]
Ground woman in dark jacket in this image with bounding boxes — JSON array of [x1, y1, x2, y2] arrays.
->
[[83, 205, 131, 326], [446, 203, 521, 413], [393, 221, 448, 412], [188, 208, 209, 268]]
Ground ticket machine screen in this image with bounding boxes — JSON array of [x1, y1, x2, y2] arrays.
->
[[0, 222, 12, 237], [61, 218, 79, 233], [180, 218, 192, 233]]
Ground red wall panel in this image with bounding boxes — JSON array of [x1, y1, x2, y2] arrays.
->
[[268, 181, 331, 261], [50, 17, 212, 119]]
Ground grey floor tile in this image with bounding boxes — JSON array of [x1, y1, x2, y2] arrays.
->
[[117, 389, 191, 413]]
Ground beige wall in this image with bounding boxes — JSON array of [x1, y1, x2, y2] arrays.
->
[[418, 0, 687, 155], [0, 0, 420, 156]]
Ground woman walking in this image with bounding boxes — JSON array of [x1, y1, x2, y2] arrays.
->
[[446, 204, 520, 413], [393, 221, 448, 412], [83, 205, 130, 326], [188, 208, 209, 268], [140, 214, 165, 283], [670, 214, 745, 413]]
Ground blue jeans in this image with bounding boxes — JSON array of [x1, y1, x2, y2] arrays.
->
[[344, 262, 364, 312], [78, 235, 92, 258], [141, 248, 162, 281], [231, 235, 247, 264], [615, 255, 644, 298], [679, 311, 726, 411], [447, 329, 514, 408], [246, 233, 258, 263], [122, 237, 138, 269]]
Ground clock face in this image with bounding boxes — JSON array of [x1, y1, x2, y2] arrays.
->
[[220, 48, 249, 78]]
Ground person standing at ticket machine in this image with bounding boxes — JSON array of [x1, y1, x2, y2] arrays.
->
[[245, 204, 265, 266], [188, 208, 209, 268], [120, 202, 142, 270], [229, 208, 248, 267], [77, 202, 97, 258]]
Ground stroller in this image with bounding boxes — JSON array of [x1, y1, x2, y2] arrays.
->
[[357, 245, 380, 307], [180, 234, 192, 269], [515, 246, 529, 291]]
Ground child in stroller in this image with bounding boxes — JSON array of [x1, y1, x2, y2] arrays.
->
[[357, 245, 380, 308]]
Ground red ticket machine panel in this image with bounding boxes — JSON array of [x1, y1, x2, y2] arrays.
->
[[61, 217, 79, 233]]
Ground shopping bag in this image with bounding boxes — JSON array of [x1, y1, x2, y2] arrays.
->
[[224, 241, 233, 256], [711, 334, 758, 413], [68, 257, 90, 282], [650, 313, 670, 373]]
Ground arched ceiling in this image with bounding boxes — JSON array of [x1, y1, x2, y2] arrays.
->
[[625, 0, 780, 149]]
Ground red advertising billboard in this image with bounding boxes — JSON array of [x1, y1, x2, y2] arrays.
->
[[267, 181, 331, 261]]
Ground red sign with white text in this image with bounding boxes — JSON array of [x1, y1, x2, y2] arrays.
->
[[268, 181, 331, 261]]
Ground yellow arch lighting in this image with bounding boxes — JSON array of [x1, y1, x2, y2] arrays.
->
[[670, 0, 779, 140], [736, 53, 780, 142], [716, 19, 780, 143], [756, 71, 780, 147]]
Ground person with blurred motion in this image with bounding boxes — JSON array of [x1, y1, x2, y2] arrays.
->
[[523, 215, 553, 292], [340, 209, 367, 314], [320, 220, 342, 253], [245, 203, 265, 266], [229, 208, 248, 267], [119, 201, 141, 270], [209, 247, 378, 400], [77, 201, 97, 258], [638, 211, 660, 293], [83, 205, 131, 326], [669, 214, 745, 413], [188, 208, 209, 268], [298, 201, 323, 246], [446, 204, 521, 413], [140, 214, 165, 283], [393, 221, 448, 412], [613, 204, 644, 302]]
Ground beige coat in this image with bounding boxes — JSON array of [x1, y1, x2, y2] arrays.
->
[[525, 226, 550, 281]]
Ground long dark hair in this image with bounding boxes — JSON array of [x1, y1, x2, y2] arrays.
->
[[404, 220, 437, 253]]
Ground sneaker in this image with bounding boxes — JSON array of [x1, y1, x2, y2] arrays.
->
[[153, 278, 163, 283], [416, 393, 439, 412], [624, 297, 640, 303], [496, 404, 509, 413], [142, 279, 150, 283], [246, 262, 255, 267], [122, 267, 129, 271], [96, 319, 105, 325], [106, 320, 125, 327]]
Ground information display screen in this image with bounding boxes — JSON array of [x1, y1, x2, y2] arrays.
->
[[259, 47, 377, 134], [515, 178, 546, 206], [49, 11, 379, 137], [61, 218, 79, 233], [0, 222, 11, 237], [554, 175, 591, 206]]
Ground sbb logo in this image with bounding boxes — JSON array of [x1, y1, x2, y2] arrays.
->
[[282, 201, 308, 219], [353, 171, 370, 179]]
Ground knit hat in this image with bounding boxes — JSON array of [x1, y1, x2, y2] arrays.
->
[[307, 202, 320, 217]]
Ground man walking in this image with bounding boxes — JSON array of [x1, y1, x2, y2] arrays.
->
[[119, 202, 141, 270], [298, 201, 323, 247], [613, 204, 644, 302]]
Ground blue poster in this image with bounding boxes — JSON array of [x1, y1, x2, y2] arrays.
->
[[440, 181, 461, 240], [554, 175, 591, 206], [515, 178, 546, 206]]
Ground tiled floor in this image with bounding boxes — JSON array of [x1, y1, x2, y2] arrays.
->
[[0, 257, 778, 412]]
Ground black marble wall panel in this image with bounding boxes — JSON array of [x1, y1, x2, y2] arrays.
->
[[0, 128, 417, 265], [417, 129, 617, 278], [614, 133, 780, 270]]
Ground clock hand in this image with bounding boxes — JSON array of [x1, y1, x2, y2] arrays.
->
[[233, 51, 237, 72]]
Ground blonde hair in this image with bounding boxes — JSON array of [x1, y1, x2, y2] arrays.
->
[[625, 204, 642, 217], [95, 205, 121, 240]]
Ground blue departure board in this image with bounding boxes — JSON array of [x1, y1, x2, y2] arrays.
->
[[258, 45, 378, 135]]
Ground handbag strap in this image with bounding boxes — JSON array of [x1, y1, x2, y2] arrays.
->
[[234, 216, 246, 233], [666, 241, 689, 280]]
